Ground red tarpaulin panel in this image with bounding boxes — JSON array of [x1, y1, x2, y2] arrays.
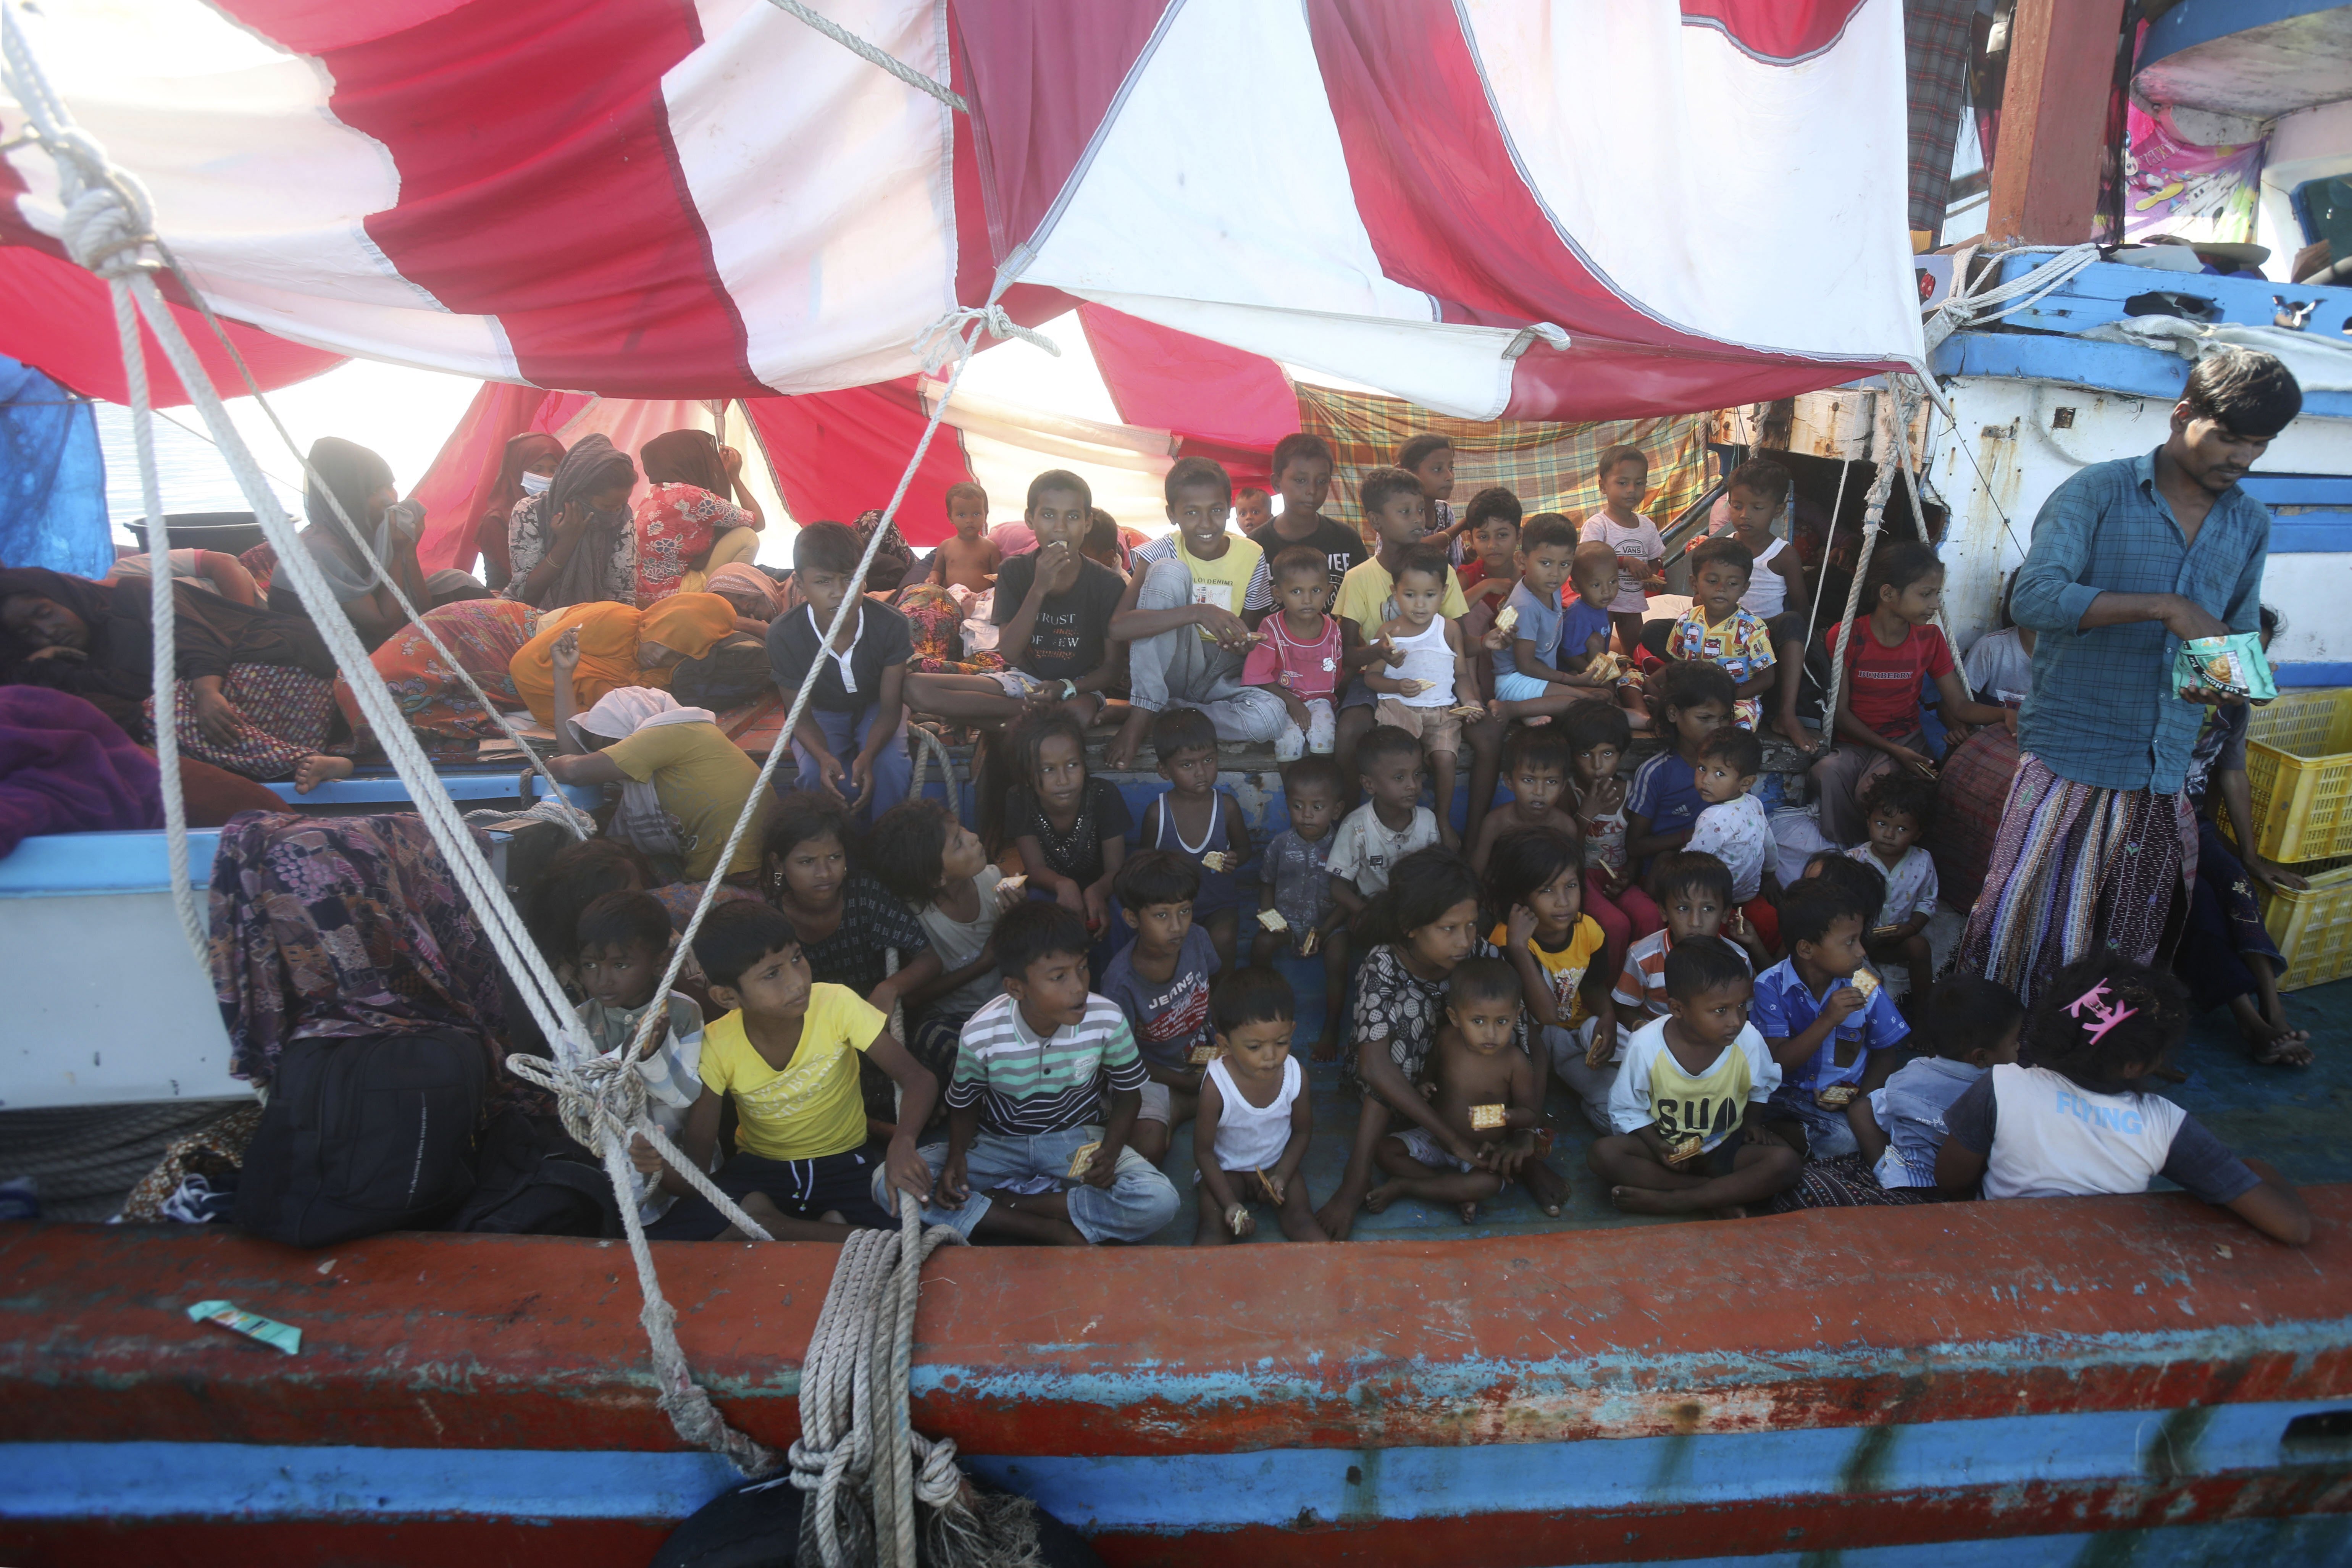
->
[[0, 248, 343, 409], [742, 379, 975, 548]]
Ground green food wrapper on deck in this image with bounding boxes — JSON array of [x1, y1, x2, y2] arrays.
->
[[187, 1298, 302, 1355], [2172, 634, 2276, 702]]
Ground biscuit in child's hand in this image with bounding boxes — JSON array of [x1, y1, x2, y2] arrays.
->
[[1849, 969, 1880, 1002], [1257, 907, 1288, 932], [1816, 1084, 1858, 1109], [1066, 1141, 1101, 1180], [1663, 1134, 1704, 1167], [1200, 851, 1230, 873], [1188, 1042, 1223, 1065], [1494, 605, 1519, 635], [1298, 928, 1320, 955], [1469, 1103, 1507, 1131], [998, 874, 1027, 893]]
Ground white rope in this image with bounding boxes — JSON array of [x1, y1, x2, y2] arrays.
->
[[1798, 447, 1858, 699], [1821, 376, 1921, 729], [1921, 241, 2103, 356], [758, 0, 968, 112]]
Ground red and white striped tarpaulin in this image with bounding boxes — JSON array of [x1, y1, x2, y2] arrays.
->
[[3, 0, 1919, 425]]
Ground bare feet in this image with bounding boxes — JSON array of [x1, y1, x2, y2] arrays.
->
[[1710, 1205, 1749, 1220], [1316, 1191, 1363, 1240], [1610, 1184, 1693, 1216], [1456, 1201, 1480, 1226], [1314, 1030, 1342, 1064], [1102, 711, 1149, 771], [1361, 1182, 1398, 1215], [1774, 716, 1826, 761], [293, 753, 355, 794], [2247, 1017, 2315, 1067]]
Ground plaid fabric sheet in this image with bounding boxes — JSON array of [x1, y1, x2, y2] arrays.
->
[[1904, 0, 1973, 236], [1294, 383, 1714, 553]]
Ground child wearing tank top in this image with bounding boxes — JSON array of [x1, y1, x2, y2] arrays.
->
[[1934, 954, 2310, 1245], [1364, 543, 1482, 848], [1137, 705, 1253, 973], [1193, 968, 1327, 1244]]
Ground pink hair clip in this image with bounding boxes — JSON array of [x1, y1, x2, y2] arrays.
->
[[2066, 980, 2137, 1045]]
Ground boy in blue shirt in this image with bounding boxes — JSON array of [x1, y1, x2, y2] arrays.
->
[[1485, 514, 1600, 726], [1749, 881, 1909, 1159], [1099, 849, 1220, 1164]]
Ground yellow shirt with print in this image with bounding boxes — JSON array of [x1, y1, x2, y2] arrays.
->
[[1179, 532, 1263, 642], [1489, 914, 1607, 1027], [1644, 1039, 1755, 1153], [697, 984, 884, 1160], [600, 720, 772, 882], [1335, 555, 1470, 642]]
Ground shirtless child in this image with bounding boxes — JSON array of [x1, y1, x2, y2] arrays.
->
[[1364, 957, 1563, 1224], [929, 481, 1001, 593]]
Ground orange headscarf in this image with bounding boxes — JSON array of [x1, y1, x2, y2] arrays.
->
[[507, 592, 739, 724]]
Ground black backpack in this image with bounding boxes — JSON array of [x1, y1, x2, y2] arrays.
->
[[235, 1028, 487, 1247], [452, 1110, 621, 1238]]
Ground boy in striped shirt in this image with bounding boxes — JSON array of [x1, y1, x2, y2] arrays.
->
[[886, 900, 1182, 1245]]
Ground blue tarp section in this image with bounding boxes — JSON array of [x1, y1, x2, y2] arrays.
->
[[0, 355, 110, 577]]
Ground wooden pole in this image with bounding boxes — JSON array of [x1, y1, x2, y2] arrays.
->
[[1983, 0, 2128, 244]]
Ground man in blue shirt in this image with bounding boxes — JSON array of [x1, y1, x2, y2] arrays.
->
[[1957, 347, 2302, 1005]]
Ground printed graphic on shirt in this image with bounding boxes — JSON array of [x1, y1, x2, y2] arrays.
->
[[1655, 1085, 1745, 1147]]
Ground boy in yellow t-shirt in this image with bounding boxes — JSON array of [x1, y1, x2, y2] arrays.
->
[[640, 903, 938, 1240], [1588, 936, 1798, 1218], [1102, 457, 1288, 770]]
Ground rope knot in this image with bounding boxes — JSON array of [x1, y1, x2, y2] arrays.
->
[[914, 304, 1060, 377], [47, 129, 159, 279]]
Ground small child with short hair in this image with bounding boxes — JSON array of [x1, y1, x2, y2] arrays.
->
[[1469, 724, 1581, 876], [1193, 966, 1327, 1244], [1563, 538, 1650, 728], [1099, 849, 1219, 1165], [929, 480, 1001, 592], [1327, 724, 1441, 921], [1848, 974, 2022, 1197], [1082, 508, 1128, 575], [1579, 444, 1664, 658], [1936, 955, 2310, 1244], [578, 891, 709, 1228], [1139, 705, 1253, 971], [1485, 514, 1600, 726], [1332, 465, 1466, 794], [1254, 755, 1351, 1061], [1366, 957, 1561, 1224], [1684, 725, 1778, 949], [650, 902, 938, 1242], [1848, 770, 1940, 1002], [1454, 488, 1524, 608], [1364, 541, 1482, 844], [1241, 544, 1348, 760], [1749, 881, 1910, 1160], [1487, 826, 1615, 1164], [864, 798, 1022, 1095], [1397, 432, 1459, 548], [896, 900, 1183, 1245], [1627, 661, 1736, 868], [1563, 702, 1661, 966], [1667, 537, 1777, 732], [1612, 852, 1756, 1037], [1234, 486, 1275, 535], [1591, 936, 1798, 1216]]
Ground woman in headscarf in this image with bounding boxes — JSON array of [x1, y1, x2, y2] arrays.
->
[[849, 507, 916, 595], [633, 429, 764, 606], [704, 561, 783, 632], [0, 565, 351, 790], [334, 597, 542, 755], [272, 436, 433, 651], [507, 433, 638, 610], [507, 592, 736, 726], [474, 432, 566, 591], [543, 642, 772, 886], [210, 811, 538, 1112]]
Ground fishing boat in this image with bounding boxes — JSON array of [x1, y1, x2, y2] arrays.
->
[[6, 2, 2352, 1564]]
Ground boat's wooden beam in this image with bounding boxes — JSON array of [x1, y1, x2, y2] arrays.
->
[[3, 1188, 2349, 1457], [1984, 0, 2129, 245]]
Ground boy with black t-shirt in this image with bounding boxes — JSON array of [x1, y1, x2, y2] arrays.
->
[[904, 468, 1125, 729], [1246, 431, 1366, 598]]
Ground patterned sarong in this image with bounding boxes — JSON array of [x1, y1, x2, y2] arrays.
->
[[1952, 752, 2197, 1008]]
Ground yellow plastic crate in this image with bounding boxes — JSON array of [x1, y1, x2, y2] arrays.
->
[[2260, 857, 2352, 992], [2239, 688, 2352, 863]]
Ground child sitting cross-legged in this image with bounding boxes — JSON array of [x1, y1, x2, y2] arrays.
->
[[1193, 966, 1330, 1244], [1666, 537, 1776, 731], [1594, 851, 1757, 1134], [1366, 957, 1564, 1225], [1241, 545, 1348, 762], [863, 798, 1025, 1102], [1138, 705, 1253, 973], [1590, 935, 1800, 1217], [1253, 755, 1351, 1061], [891, 900, 1183, 1245], [1750, 880, 1910, 1161], [1326, 724, 1442, 926], [1817, 974, 2023, 1207], [1487, 827, 1614, 1200], [1683, 724, 1779, 950], [1483, 513, 1602, 727], [1936, 955, 2310, 1245], [1362, 541, 1483, 848], [1099, 849, 1219, 1165], [645, 902, 938, 1241], [577, 891, 712, 1230], [1846, 769, 1940, 1003]]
